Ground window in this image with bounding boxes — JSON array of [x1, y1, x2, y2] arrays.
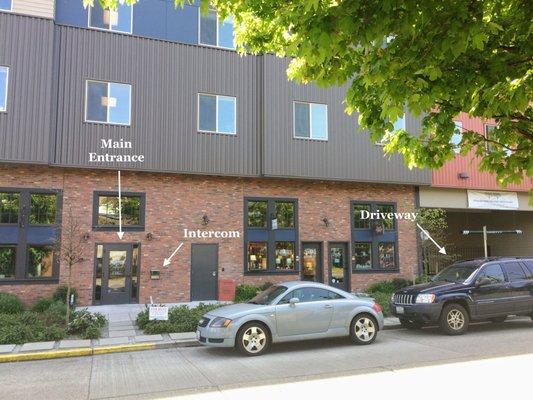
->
[[85, 80, 131, 125], [353, 243, 372, 270], [0, 66, 8, 112], [0, 0, 12, 11], [353, 204, 371, 229], [379, 204, 395, 230], [523, 261, 533, 279], [279, 287, 343, 304], [275, 201, 295, 228], [0, 192, 19, 223], [294, 102, 328, 140], [198, 94, 236, 134], [0, 245, 16, 279], [248, 242, 267, 271], [378, 243, 396, 269], [392, 115, 405, 131], [27, 246, 54, 278], [503, 262, 527, 282], [275, 242, 295, 270], [247, 201, 267, 228], [30, 194, 57, 225], [477, 264, 505, 284], [88, 2, 132, 34], [199, 9, 235, 49], [93, 192, 145, 230], [451, 121, 462, 153], [485, 124, 496, 152]]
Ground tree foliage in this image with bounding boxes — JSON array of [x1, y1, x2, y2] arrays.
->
[[84, 0, 532, 200]]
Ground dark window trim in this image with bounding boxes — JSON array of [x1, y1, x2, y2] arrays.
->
[[92, 191, 146, 232], [350, 200, 400, 273], [244, 196, 299, 275]]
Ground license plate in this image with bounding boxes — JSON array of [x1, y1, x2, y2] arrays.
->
[[396, 306, 405, 314], [196, 330, 200, 340]]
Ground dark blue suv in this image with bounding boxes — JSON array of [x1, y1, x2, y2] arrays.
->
[[390, 257, 533, 335]]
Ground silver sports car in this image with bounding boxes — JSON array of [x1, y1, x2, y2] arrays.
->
[[196, 281, 384, 356]]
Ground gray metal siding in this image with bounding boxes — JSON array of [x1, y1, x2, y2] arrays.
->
[[263, 56, 430, 185], [52, 25, 262, 176], [0, 13, 54, 163]]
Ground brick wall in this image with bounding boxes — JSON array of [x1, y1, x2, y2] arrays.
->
[[0, 164, 418, 306]]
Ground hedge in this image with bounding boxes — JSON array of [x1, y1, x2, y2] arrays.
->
[[137, 303, 221, 334]]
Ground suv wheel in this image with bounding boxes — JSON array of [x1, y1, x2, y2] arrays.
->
[[350, 314, 378, 345], [440, 303, 469, 335], [399, 318, 424, 330], [236, 322, 271, 356]]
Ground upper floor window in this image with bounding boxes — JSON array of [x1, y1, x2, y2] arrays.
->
[[88, 3, 133, 34], [30, 194, 57, 225], [0, 0, 12, 11], [198, 93, 236, 134], [0, 66, 8, 112], [392, 115, 405, 131], [294, 101, 328, 140], [0, 192, 19, 224], [85, 80, 131, 125], [199, 9, 235, 49], [451, 121, 462, 153], [93, 192, 145, 231]]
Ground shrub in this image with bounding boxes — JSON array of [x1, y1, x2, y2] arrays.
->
[[391, 278, 412, 290], [69, 309, 106, 335], [367, 281, 395, 294], [41, 301, 69, 326], [0, 293, 24, 314], [235, 284, 260, 303], [369, 291, 392, 317], [53, 285, 78, 305], [32, 298, 56, 313], [81, 325, 101, 340], [43, 326, 67, 341], [137, 303, 221, 334], [136, 309, 150, 329]]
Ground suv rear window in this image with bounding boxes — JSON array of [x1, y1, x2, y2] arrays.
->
[[503, 262, 527, 282]]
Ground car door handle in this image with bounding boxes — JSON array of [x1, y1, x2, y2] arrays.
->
[[324, 304, 333, 309]]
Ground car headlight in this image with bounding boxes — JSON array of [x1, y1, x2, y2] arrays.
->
[[416, 294, 436, 304], [390, 293, 395, 302], [210, 317, 232, 328]]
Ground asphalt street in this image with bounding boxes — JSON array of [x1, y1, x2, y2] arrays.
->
[[1, 319, 532, 400]]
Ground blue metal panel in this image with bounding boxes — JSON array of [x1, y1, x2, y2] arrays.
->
[[166, 1, 198, 44], [352, 230, 396, 242], [273, 230, 296, 241], [55, 0, 88, 27], [26, 227, 58, 244], [247, 230, 269, 241], [133, 0, 167, 40], [0, 227, 18, 243]]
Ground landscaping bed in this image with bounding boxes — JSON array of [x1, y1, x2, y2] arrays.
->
[[365, 278, 413, 316], [137, 303, 221, 334]]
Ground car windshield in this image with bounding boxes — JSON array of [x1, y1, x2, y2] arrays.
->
[[433, 264, 479, 283], [248, 285, 288, 305]]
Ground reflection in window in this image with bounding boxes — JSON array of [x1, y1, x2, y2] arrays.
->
[[247, 201, 267, 228], [248, 242, 267, 271], [353, 243, 372, 270], [30, 194, 57, 225], [27, 246, 54, 278], [294, 102, 328, 140], [352, 204, 371, 229], [451, 121, 462, 153], [198, 93, 236, 134], [88, 2, 132, 33], [0, 245, 16, 279], [95, 244, 103, 301], [200, 9, 235, 49], [330, 246, 345, 283], [378, 243, 396, 269], [0, 192, 19, 224], [85, 80, 131, 125], [131, 244, 139, 301], [97, 195, 141, 226], [0, 66, 8, 112], [378, 205, 395, 230], [108, 250, 127, 293], [275, 242, 295, 270], [276, 201, 294, 228]]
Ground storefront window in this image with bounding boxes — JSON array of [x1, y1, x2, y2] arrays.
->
[[95, 244, 103, 301], [94, 192, 145, 230], [379, 204, 395, 230], [379, 243, 396, 269], [0, 246, 16, 279], [30, 194, 57, 225], [27, 246, 54, 278], [275, 242, 295, 270], [248, 242, 267, 271], [353, 204, 371, 229], [247, 200, 267, 228], [275, 201, 295, 228], [353, 243, 372, 270], [0, 192, 19, 224]]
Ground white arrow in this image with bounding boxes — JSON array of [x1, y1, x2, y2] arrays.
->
[[416, 223, 446, 254], [117, 170, 124, 240], [163, 242, 184, 267]]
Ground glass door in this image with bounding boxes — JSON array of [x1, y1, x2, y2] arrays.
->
[[329, 242, 349, 291], [301, 242, 322, 282], [101, 244, 132, 304]]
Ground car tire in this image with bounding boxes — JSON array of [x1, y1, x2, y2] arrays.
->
[[350, 314, 378, 345], [236, 322, 271, 356], [489, 316, 507, 323], [399, 318, 424, 330], [439, 303, 469, 335]]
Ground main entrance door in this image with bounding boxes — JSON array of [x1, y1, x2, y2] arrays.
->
[[301, 242, 323, 282], [190, 244, 218, 301], [101, 244, 133, 305], [329, 242, 349, 291]]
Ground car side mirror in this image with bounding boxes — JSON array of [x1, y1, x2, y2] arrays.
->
[[476, 277, 492, 287], [289, 297, 300, 307]]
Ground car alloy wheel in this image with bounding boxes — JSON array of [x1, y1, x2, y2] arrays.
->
[[446, 309, 465, 331], [350, 314, 378, 345], [242, 326, 267, 354], [439, 303, 469, 335]]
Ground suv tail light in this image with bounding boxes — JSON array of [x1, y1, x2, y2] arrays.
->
[[373, 303, 382, 313]]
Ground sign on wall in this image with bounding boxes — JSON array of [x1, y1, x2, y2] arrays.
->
[[467, 190, 519, 210]]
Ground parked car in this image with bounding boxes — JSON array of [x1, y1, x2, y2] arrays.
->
[[390, 257, 533, 335], [196, 281, 384, 356]]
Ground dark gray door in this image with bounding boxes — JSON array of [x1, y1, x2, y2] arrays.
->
[[101, 244, 132, 305], [301, 242, 323, 282], [191, 244, 218, 301], [329, 242, 349, 291]]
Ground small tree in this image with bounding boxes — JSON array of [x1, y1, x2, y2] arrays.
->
[[56, 208, 87, 325]]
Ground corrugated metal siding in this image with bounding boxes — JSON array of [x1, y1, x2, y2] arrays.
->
[[0, 13, 54, 163], [12, 0, 54, 19], [262, 56, 431, 185], [52, 25, 262, 176], [432, 112, 533, 191]]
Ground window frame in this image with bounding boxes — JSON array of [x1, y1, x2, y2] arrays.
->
[[198, 8, 235, 50], [84, 79, 132, 126], [293, 101, 329, 141], [0, 66, 9, 113], [197, 93, 237, 135], [92, 191, 146, 232], [87, 3, 133, 35]]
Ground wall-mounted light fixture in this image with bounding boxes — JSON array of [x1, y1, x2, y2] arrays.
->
[[458, 172, 470, 179], [202, 214, 210, 226], [82, 232, 90, 242], [146, 232, 154, 241], [322, 217, 330, 227]]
